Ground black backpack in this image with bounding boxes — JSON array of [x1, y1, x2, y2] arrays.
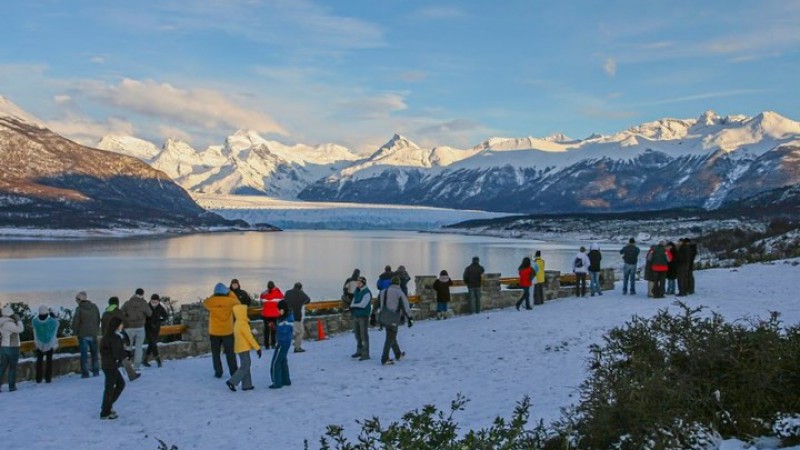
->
[[574, 256, 584, 269]]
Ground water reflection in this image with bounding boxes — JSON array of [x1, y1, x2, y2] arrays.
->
[[0, 231, 612, 308]]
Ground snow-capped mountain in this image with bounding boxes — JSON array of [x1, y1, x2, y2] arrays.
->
[[0, 99, 235, 230], [299, 111, 800, 213], [98, 129, 362, 198]]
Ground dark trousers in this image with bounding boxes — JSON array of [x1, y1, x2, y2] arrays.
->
[[35, 349, 54, 383], [688, 268, 695, 294], [101, 367, 125, 416], [144, 327, 160, 358], [575, 273, 587, 297], [533, 284, 545, 305], [262, 318, 277, 348], [381, 324, 402, 364], [270, 343, 291, 388], [652, 271, 667, 298], [353, 316, 369, 358], [677, 264, 690, 295], [210, 334, 237, 378], [515, 286, 531, 309]]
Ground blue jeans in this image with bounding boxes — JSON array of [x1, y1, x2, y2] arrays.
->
[[0, 347, 20, 390], [436, 302, 448, 312], [589, 271, 601, 295], [270, 343, 291, 388], [79, 337, 100, 377], [667, 278, 676, 295], [623, 264, 637, 294]]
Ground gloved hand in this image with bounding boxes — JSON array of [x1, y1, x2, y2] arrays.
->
[[408, 318, 414, 328], [257, 349, 262, 359], [369, 314, 377, 327]]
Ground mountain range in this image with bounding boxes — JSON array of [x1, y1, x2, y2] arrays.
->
[[96, 109, 800, 214], [0, 96, 240, 230]]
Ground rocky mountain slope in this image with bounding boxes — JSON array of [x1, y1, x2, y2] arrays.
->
[[0, 100, 239, 230], [299, 111, 800, 213]]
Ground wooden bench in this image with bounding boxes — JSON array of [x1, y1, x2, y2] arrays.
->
[[19, 324, 188, 353]]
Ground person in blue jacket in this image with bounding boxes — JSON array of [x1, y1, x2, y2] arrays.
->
[[269, 300, 294, 389], [349, 276, 372, 360]]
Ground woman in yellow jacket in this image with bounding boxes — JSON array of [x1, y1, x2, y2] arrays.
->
[[226, 304, 261, 392], [533, 250, 546, 305]]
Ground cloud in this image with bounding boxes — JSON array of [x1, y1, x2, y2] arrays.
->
[[53, 94, 72, 104], [74, 78, 287, 134], [89, 56, 105, 64], [47, 115, 135, 145], [336, 93, 407, 120], [603, 58, 617, 77], [417, 119, 481, 136], [157, 124, 193, 142]]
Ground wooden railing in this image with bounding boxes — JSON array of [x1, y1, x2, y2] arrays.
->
[[19, 324, 188, 353]]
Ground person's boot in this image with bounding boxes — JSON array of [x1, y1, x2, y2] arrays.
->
[[142, 355, 151, 368], [156, 357, 162, 368]]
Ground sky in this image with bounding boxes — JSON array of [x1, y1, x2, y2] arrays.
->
[[1, 0, 799, 153]]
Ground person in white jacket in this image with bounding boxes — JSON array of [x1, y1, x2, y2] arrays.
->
[[0, 306, 25, 392], [572, 247, 591, 298]]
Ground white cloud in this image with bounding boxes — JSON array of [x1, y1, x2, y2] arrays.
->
[[89, 56, 105, 64], [74, 78, 287, 135], [157, 124, 193, 143], [336, 93, 408, 120], [53, 94, 72, 104], [603, 58, 617, 77], [47, 115, 135, 146]]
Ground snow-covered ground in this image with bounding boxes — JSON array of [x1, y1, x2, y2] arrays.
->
[[2, 260, 800, 449], [196, 194, 509, 230]]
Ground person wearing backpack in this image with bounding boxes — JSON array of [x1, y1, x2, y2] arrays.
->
[[588, 244, 603, 296], [376, 277, 411, 366], [572, 247, 590, 298], [515, 257, 534, 310]]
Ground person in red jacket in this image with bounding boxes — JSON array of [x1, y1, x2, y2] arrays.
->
[[647, 240, 673, 299], [515, 257, 534, 310], [260, 281, 283, 349]]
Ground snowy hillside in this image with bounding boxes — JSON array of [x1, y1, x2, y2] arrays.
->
[[2, 260, 799, 449]]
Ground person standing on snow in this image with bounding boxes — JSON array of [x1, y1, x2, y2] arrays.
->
[[349, 276, 372, 360], [647, 241, 672, 298], [73, 291, 101, 378], [260, 281, 283, 349], [463, 257, 485, 314], [143, 294, 169, 368], [395, 265, 411, 297], [515, 257, 534, 311], [0, 306, 24, 392], [432, 270, 453, 319], [283, 282, 311, 353], [32, 305, 59, 384], [226, 304, 262, 392], [269, 300, 293, 389], [588, 244, 603, 296], [203, 283, 240, 378], [619, 238, 640, 295], [99, 316, 126, 420], [341, 269, 361, 308], [101, 297, 139, 381], [572, 247, 590, 298], [532, 251, 546, 305], [377, 277, 412, 366], [121, 288, 151, 371]]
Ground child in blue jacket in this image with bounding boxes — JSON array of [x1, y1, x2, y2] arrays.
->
[[270, 300, 294, 389]]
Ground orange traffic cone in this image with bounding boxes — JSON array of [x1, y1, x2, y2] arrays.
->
[[317, 319, 326, 341]]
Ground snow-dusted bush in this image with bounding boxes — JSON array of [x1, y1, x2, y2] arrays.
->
[[560, 302, 800, 449]]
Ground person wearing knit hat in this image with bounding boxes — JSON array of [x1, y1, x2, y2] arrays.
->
[[99, 316, 126, 420], [0, 306, 24, 392], [203, 282, 240, 378], [143, 294, 168, 368], [72, 291, 101, 378], [32, 305, 59, 383]]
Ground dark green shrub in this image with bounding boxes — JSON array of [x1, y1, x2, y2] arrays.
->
[[560, 302, 800, 449]]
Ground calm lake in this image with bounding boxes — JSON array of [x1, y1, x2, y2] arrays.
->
[[0, 230, 613, 309]]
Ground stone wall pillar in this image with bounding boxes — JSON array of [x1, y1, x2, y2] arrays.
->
[[543, 270, 561, 301], [599, 268, 615, 290], [181, 302, 209, 354], [414, 275, 438, 320]]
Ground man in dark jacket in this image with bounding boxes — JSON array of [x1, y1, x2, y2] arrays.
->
[[687, 239, 698, 294], [462, 257, 485, 314], [73, 291, 101, 378], [143, 294, 169, 367], [349, 277, 372, 360], [676, 239, 692, 297], [619, 238, 640, 295], [229, 279, 252, 305], [101, 297, 140, 381], [376, 266, 394, 292], [284, 282, 311, 353]]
